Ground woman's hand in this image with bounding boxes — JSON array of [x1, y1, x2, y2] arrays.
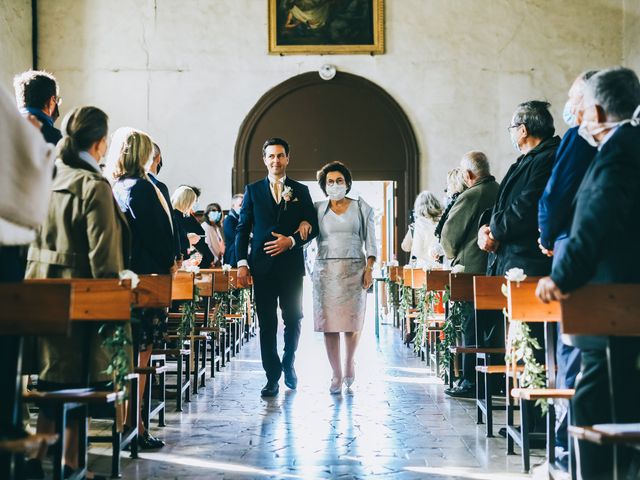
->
[[362, 267, 373, 290], [187, 232, 200, 246], [295, 221, 312, 241]]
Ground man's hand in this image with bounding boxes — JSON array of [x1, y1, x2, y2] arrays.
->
[[295, 221, 312, 241], [477, 225, 499, 252], [264, 232, 293, 256], [237, 265, 250, 287], [537, 237, 554, 257], [535, 276, 569, 303], [187, 233, 200, 246]]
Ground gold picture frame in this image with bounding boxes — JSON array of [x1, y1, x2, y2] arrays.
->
[[268, 0, 384, 55]]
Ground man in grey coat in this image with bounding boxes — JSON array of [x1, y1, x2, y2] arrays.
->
[[441, 151, 499, 397]]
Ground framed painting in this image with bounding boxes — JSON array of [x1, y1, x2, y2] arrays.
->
[[268, 0, 384, 55]]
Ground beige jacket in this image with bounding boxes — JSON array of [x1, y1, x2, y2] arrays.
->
[[26, 159, 131, 384]]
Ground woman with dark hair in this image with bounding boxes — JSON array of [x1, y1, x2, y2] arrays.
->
[[25, 106, 131, 476], [108, 127, 174, 449], [202, 203, 225, 265], [312, 161, 377, 394]]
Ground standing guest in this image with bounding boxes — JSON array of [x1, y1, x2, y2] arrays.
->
[[147, 142, 182, 262], [537, 70, 598, 469], [13, 70, 62, 145], [110, 127, 174, 450], [434, 167, 467, 240], [312, 162, 376, 394], [441, 151, 499, 398], [202, 203, 225, 265], [223, 193, 244, 267], [408, 191, 443, 265], [536, 67, 640, 479], [26, 107, 130, 477], [236, 137, 318, 397], [171, 186, 214, 267]]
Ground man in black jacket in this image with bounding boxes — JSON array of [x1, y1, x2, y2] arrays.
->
[[537, 67, 640, 479], [13, 70, 62, 145], [223, 193, 243, 266]]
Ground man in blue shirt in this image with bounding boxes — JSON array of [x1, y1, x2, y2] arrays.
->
[[537, 70, 598, 470], [13, 70, 62, 145]]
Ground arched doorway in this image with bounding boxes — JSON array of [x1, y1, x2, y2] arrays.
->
[[234, 71, 418, 262]]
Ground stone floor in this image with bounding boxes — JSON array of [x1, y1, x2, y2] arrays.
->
[[87, 286, 545, 479]]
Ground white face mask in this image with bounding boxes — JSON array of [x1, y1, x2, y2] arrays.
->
[[326, 184, 347, 201], [563, 100, 578, 128], [578, 105, 640, 147], [509, 129, 521, 153]]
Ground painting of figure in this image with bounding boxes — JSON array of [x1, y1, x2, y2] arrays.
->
[[269, 0, 384, 54]]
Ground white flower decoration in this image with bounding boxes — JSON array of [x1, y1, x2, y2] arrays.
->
[[282, 185, 293, 202], [222, 264, 232, 273], [119, 269, 140, 289], [388, 260, 399, 267], [182, 265, 200, 274], [451, 264, 465, 274], [505, 267, 527, 283]]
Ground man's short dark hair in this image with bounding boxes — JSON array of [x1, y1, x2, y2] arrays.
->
[[262, 137, 290, 157], [588, 67, 640, 121], [513, 100, 555, 139], [13, 70, 58, 109], [316, 161, 353, 195]]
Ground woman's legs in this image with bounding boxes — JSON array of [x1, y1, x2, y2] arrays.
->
[[323, 333, 342, 381], [344, 331, 361, 379]]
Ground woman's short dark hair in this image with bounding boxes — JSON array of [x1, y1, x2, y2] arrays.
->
[[262, 137, 290, 157], [316, 161, 353, 196]]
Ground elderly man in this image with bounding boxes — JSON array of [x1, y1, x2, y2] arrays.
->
[[536, 67, 640, 479], [537, 71, 599, 469], [441, 151, 499, 397]]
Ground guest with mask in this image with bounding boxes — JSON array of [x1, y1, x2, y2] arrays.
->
[[13, 70, 62, 145], [537, 70, 599, 470], [223, 194, 243, 267], [202, 203, 225, 265], [536, 67, 640, 479], [171, 186, 215, 267], [312, 161, 376, 394]]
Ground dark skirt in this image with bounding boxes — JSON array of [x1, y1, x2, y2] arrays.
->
[[131, 307, 167, 351]]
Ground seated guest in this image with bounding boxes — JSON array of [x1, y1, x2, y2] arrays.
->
[[441, 151, 499, 398], [146, 142, 181, 262], [110, 127, 174, 449], [171, 186, 215, 267], [408, 191, 443, 266], [202, 203, 225, 265], [223, 193, 243, 267], [13, 70, 62, 145], [537, 70, 599, 469], [536, 67, 640, 479], [26, 107, 130, 476]]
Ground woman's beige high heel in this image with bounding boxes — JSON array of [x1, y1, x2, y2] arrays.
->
[[330, 377, 342, 394]]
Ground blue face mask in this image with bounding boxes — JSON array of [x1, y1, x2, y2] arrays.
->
[[563, 101, 578, 128], [208, 211, 221, 223]]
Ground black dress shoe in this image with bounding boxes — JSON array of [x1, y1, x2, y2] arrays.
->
[[261, 381, 279, 397], [283, 366, 297, 390], [138, 430, 165, 450]]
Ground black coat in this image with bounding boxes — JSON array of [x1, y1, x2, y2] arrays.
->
[[236, 177, 318, 278], [112, 177, 174, 275], [552, 124, 640, 292], [482, 136, 560, 276], [223, 209, 240, 267], [175, 211, 215, 268], [148, 173, 182, 260]]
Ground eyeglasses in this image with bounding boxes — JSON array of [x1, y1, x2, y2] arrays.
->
[[507, 123, 521, 132]]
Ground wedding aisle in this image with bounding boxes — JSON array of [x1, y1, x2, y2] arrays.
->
[[87, 280, 538, 479]]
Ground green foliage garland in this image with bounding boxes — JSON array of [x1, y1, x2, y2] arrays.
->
[[99, 322, 132, 400], [438, 286, 474, 380], [177, 285, 200, 344]]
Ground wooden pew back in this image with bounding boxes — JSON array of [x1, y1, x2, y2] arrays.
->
[[449, 273, 475, 302], [473, 276, 507, 311], [172, 271, 195, 300], [403, 267, 426, 289], [134, 275, 172, 308], [0, 283, 73, 335], [507, 278, 561, 323], [426, 269, 450, 292], [194, 272, 214, 297], [561, 284, 640, 336]]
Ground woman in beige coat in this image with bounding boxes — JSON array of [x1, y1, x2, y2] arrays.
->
[[26, 106, 130, 475]]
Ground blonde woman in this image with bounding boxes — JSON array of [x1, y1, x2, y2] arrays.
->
[[409, 191, 443, 265], [171, 185, 215, 267], [109, 127, 174, 449]]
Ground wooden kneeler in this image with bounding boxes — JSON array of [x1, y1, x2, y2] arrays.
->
[[562, 284, 640, 480], [23, 278, 137, 480], [0, 283, 71, 480], [473, 276, 508, 438]]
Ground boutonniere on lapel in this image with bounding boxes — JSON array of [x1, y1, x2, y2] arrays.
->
[[282, 185, 294, 210]]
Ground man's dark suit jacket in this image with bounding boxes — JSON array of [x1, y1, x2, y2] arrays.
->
[[148, 172, 182, 260], [481, 136, 560, 276], [235, 177, 318, 278], [112, 177, 174, 275], [223, 209, 240, 267]]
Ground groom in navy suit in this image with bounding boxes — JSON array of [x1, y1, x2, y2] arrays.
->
[[236, 138, 318, 397]]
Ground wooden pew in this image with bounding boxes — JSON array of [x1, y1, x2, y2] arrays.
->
[[423, 270, 450, 375], [561, 284, 640, 480], [473, 276, 508, 438], [22, 278, 137, 480], [0, 283, 72, 480]]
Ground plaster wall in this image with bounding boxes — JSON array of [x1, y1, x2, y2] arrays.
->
[[624, 0, 640, 72], [0, 0, 32, 95]]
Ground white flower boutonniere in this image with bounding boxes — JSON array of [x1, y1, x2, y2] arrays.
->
[[119, 269, 140, 289], [282, 185, 294, 210]]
